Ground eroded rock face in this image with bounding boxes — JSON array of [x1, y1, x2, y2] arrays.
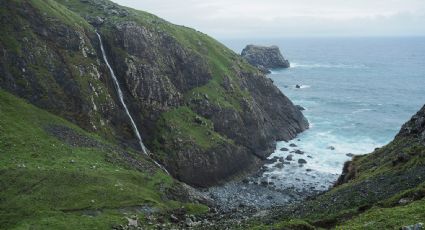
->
[[241, 45, 290, 73], [397, 105, 425, 144]]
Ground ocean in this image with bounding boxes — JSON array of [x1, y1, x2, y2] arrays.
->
[[222, 37, 425, 191]]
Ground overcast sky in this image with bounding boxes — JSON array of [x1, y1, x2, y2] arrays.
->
[[112, 0, 425, 38]]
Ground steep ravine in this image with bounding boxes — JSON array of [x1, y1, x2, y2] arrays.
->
[[0, 0, 308, 187]]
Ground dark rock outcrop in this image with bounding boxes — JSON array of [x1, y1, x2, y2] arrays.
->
[[241, 45, 290, 73], [397, 105, 425, 143], [334, 161, 357, 186]]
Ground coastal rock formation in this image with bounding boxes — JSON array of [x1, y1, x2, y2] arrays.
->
[[241, 45, 290, 73], [0, 0, 308, 187]]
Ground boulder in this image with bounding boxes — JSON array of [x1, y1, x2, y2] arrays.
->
[[294, 150, 304, 155], [275, 162, 284, 169], [298, 159, 307, 164]]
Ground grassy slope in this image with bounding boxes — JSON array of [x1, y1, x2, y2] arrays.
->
[[0, 90, 207, 229]]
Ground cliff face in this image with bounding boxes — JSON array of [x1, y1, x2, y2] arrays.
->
[[0, 0, 308, 187], [241, 45, 290, 73]]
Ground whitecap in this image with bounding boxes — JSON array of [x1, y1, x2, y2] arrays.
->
[[352, 108, 374, 114], [291, 62, 366, 69], [294, 84, 311, 89]]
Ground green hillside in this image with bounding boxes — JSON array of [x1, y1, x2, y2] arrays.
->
[[0, 90, 207, 229]]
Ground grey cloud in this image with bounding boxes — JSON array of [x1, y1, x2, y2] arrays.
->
[[111, 0, 425, 38]]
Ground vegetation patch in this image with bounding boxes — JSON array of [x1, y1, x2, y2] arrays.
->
[[0, 90, 197, 229]]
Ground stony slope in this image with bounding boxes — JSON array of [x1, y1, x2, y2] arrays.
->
[[0, 0, 308, 187]]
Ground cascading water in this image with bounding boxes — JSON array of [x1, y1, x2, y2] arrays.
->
[[96, 32, 168, 174]]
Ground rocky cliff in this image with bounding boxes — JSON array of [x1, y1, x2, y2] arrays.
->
[[241, 45, 290, 73], [0, 0, 308, 187]]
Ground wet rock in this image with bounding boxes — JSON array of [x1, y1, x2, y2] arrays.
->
[[275, 162, 284, 169], [286, 155, 293, 161], [295, 105, 305, 111], [327, 146, 336, 150], [346, 153, 355, 157], [294, 149, 304, 155], [264, 157, 280, 164], [260, 180, 269, 186], [295, 84, 301, 89], [289, 143, 297, 147], [298, 159, 307, 164], [280, 147, 289, 151]]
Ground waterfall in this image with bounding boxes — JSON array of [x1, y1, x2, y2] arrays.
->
[[96, 32, 169, 174]]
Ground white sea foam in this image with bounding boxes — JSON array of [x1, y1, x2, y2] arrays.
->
[[291, 62, 366, 69], [352, 108, 374, 114], [262, 127, 386, 191], [293, 84, 311, 89]]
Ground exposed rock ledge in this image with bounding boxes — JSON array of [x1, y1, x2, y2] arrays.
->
[[241, 45, 290, 73]]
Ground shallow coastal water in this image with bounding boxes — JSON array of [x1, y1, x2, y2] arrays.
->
[[206, 37, 425, 207]]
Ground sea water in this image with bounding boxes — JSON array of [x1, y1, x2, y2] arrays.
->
[[223, 37, 425, 191]]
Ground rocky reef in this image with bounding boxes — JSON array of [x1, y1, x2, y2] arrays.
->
[[0, 0, 308, 187], [241, 45, 290, 73]]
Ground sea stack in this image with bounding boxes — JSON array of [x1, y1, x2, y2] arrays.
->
[[241, 45, 290, 73]]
